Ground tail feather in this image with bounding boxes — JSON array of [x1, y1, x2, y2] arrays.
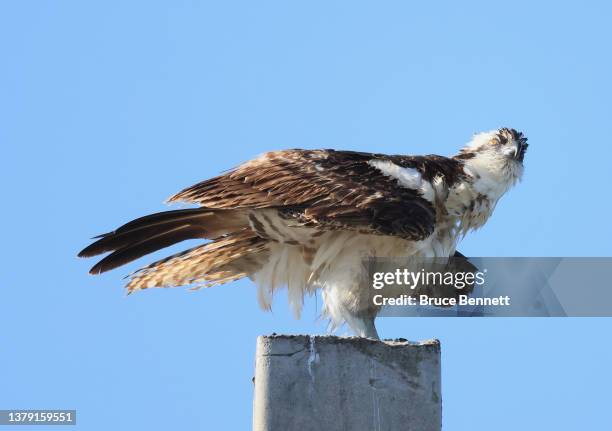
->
[[78, 208, 247, 274], [125, 230, 267, 292]]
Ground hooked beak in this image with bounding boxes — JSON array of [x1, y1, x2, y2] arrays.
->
[[515, 140, 528, 162]]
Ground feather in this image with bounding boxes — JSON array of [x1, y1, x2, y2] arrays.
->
[[79, 208, 247, 273], [167, 149, 442, 240], [124, 230, 267, 292], [78, 128, 528, 339]]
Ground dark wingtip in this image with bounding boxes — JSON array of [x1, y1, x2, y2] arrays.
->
[[88, 260, 112, 275], [78, 232, 113, 258], [78, 242, 104, 258], [78, 249, 94, 258], [88, 265, 102, 275], [80, 208, 213, 274], [92, 232, 111, 239]]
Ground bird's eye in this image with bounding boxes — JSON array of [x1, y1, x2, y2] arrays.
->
[[498, 135, 508, 145]]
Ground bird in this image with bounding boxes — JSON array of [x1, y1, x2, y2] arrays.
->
[[79, 127, 527, 339]]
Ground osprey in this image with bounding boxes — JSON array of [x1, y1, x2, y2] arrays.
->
[[79, 128, 527, 338]]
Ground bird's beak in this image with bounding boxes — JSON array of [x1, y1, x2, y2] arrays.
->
[[515, 140, 528, 162], [514, 142, 522, 160]]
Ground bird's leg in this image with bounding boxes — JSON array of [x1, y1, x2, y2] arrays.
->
[[345, 313, 380, 340], [320, 279, 381, 339]]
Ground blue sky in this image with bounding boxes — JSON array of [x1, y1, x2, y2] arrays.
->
[[1, 1, 611, 430]]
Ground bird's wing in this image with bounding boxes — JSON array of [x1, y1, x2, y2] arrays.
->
[[168, 149, 457, 240]]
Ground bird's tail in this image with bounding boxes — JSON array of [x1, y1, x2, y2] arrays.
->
[[124, 229, 268, 293], [78, 208, 248, 275]]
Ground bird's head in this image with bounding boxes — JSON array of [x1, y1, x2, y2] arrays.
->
[[454, 127, 529, 197]]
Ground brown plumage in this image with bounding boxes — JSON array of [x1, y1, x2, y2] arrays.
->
[[124, 229, 267, 293], [78, 208, 247, 275], [167, 150, 462, 238], [79, 128, 528, 338], [80, 149, 463, 292]]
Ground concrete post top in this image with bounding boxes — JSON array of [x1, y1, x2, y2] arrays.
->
[[258, 333, 440, 348], [253, 334, 442, 431], [256, 334, 440, 360]]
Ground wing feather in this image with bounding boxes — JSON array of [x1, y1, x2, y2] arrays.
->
[[167, 150, 462, 240]]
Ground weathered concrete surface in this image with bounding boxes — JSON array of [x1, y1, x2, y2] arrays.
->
[[252, 335, 441, 431]]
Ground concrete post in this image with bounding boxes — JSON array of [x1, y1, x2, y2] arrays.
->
[[252, 335, 441, 431]]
